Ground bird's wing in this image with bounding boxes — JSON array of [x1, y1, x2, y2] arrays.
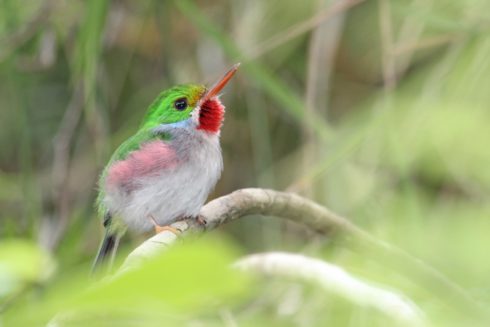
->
[[96, 129, 173, 217], [93, 129, 175, 274]]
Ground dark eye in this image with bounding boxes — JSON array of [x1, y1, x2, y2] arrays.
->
[[174, 98, 188, 111]]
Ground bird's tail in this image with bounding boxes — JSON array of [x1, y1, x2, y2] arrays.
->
[[91, 230, 120, 275]]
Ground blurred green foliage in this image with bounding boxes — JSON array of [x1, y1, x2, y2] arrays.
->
[[1, 0, 489, 325], [3, 238, 249, 326]]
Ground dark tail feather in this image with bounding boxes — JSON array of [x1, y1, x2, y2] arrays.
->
[[91, 232, 119, 275]]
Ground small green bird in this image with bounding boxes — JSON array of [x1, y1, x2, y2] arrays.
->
[[93, 64, 239, 271]]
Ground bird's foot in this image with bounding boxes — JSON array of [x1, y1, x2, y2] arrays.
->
[[196, 215, 207, 226], [148, 214, 181, 235], [154, 225, 181, 235], [176, 215, 207, 226]]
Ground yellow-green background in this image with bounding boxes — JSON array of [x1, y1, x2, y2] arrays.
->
[[1, 0, 489, 325]]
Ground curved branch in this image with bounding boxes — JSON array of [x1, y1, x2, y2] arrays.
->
[[119, 188, 484, 319], [121, 188, 364, 271], [234, 252, 425, 325], [200, 188, 363, 236]]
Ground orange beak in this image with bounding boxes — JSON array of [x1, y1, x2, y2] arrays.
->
[[201, 63, 240, 102]]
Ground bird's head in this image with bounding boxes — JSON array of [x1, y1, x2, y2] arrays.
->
[[141, 64, 239, 134]]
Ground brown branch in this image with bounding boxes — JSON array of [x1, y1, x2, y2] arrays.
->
[[119, 188, 485, 319]]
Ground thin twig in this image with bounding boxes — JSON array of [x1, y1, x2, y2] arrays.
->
[[378, 0, 396, 90], [246, 0, 365, 60], [43, 86, 84, 251], [0, 0, 55, 62], [392, 33, 462, 56], [390, 0, 431, 77], [302, 0, 347, 196]]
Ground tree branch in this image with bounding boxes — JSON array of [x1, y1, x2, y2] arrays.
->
[[200, 188, 362, 235], [119, 188, 484, 318], [120, 188, 364, 271], [234, 252, 425, 325]]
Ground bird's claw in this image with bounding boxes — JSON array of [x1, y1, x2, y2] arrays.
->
[[148, 214, 181, 235], [196, 215, 207, 226], [154, 225, 181, 235]]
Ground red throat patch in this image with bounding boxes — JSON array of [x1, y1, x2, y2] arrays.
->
[[197, 98, 225, 134]]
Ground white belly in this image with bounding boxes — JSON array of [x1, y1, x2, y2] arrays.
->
[[103, 131, 223, 233]]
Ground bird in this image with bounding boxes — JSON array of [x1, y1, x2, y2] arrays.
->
[[92, 64, 240, 272]]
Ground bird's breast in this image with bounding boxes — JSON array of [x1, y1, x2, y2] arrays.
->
[[102, 130, 223, 231]]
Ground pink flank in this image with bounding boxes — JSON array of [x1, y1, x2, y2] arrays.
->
[[106, 140, 178, 190]]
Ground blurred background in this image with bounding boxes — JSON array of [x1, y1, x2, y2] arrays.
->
[[1, 0, 490, 326]]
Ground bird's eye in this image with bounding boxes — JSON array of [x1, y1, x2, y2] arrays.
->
[[174, 98, 188, 111]]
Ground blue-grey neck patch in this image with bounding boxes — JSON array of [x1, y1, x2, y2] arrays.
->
[[153, 118, 194, 132]]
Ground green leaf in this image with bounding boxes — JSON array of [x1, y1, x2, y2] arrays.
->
[[6, 237, 252, 326], [79, 237, 250, 312], [0, 240, 56, 297]]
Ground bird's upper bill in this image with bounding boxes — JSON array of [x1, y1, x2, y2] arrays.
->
[[201, 63, 240, 103], [196, 63, 240, 134]]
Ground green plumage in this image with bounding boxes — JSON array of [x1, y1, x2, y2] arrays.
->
[[92, 61, 239, 274], [96, 83, 206, 218], [141, 84, 205, 129]]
